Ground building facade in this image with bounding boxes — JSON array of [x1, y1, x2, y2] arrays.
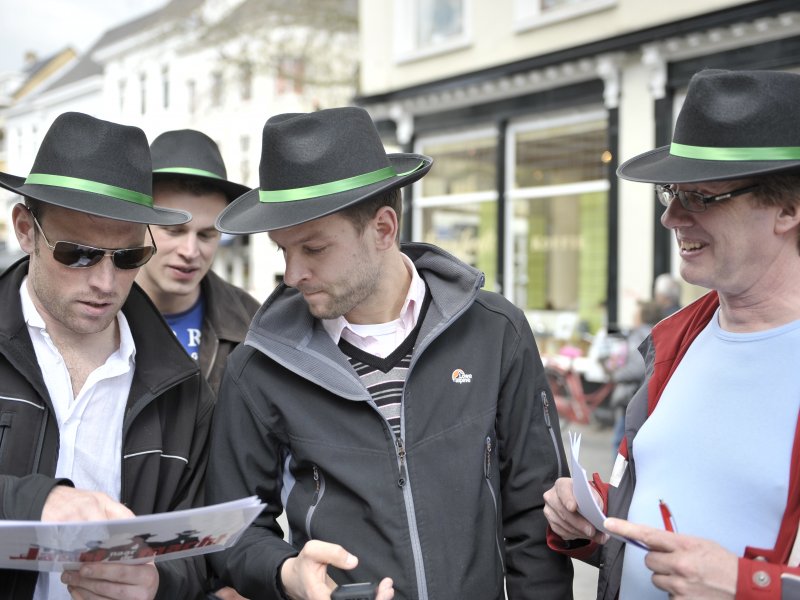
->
[[356, 0, 800, 345], [1, 0, 358, 300]]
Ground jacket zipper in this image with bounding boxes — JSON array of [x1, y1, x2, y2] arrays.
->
[[0, 412, 11, 461], [391, 427, 428, 600], [305, 465, 324, 539], [541, 390, 564, 476], [484, 436, 506, 573], [395, 436, 407, 487]]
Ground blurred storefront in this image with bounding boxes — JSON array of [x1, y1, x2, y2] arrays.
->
[[357, 0, 800, 345]]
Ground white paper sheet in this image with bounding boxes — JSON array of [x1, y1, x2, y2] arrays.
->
[[569, 431, 648, 550], [0, 496, 264, 572]]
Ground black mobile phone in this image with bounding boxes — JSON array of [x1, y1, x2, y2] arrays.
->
[[330, 582, 378, 600]]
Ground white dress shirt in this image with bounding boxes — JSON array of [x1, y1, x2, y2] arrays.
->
[[22, 278, 135, 600]]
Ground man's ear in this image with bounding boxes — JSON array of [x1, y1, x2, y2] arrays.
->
[[372, 205, 399, 251], [775, 203, 800, 236], [11, 203, 35, 254]]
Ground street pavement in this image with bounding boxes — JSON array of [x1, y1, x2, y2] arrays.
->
[[561, 421, 616, 599]]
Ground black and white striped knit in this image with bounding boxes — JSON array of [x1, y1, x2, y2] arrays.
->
[[338, 293, 430, 435]]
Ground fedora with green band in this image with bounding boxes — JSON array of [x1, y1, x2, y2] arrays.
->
[[617, 69, 800, 184], [151, 129, 250, 202], [216, 106, 433, 234], [0, 112, 189, 225]]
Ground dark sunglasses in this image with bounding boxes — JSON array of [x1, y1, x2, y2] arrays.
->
[[31, 213, 157, 270], [655, 183, 760, 213]]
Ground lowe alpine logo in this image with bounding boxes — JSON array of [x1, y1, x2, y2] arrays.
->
[[451, 369, 472, 384]]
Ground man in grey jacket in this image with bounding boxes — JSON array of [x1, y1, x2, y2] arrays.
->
[[206, 107, 572, 599]]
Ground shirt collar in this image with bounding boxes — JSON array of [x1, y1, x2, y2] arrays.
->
[[322, 252, 426, 345]]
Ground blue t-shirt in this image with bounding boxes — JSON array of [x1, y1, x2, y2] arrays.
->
[[164, 296, 204, 360]]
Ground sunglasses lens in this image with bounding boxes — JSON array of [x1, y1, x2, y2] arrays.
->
[[53, 243, 105, 268], [112, 246, 155, 269]]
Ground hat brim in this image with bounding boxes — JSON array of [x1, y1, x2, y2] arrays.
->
[[153, 171, 250, 203], [0, 172, 190, 225], [216, 154, 432, 234], [617, 145, 800, 184]]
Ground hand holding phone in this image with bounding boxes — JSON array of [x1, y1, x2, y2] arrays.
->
[[330, 582, 377, 600]]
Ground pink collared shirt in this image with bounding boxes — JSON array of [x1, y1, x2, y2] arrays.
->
[[322, 253, 427, 358]]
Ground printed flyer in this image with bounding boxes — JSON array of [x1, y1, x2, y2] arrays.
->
[[0, 496, 264, 572]]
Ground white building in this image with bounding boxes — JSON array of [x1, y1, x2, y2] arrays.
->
[[1, 0, 358, 300]]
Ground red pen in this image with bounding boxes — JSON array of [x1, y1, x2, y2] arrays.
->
[[659, 499, 676, 532]]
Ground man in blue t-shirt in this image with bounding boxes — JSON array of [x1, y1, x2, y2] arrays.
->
[[136, 129, 260, 394]]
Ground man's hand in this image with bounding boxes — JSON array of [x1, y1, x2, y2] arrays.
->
[[213, 587, 249, 600], [604, 518, 737, 599], [61, 562, 158, 600], [42, 486, 134, 522], [280, 540, 394, 600], [543, 477, 609, 544]]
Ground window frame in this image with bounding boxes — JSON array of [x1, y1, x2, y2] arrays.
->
[[393, 0, 472, 63]]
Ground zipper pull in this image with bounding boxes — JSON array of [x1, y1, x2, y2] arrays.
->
[[541, 390, 552, 428], [484, 436, 492, 478], [395, 436, 407, 487], [311, 465, 320, 506]]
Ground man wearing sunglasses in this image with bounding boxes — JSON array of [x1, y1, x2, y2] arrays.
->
[[136, 129, 260, 395], [0, 112, 214, 600], [544, 69, 800, 599]]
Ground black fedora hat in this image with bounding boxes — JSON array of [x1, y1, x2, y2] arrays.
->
[[216, 106, 433, 234], [618, 69, 800, 184], [151, 129, 250, 202], [0, 112, 189, 225]]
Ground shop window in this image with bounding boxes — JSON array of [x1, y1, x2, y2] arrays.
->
[[415, 130, 498, 290], [509, 114, 609, 339]]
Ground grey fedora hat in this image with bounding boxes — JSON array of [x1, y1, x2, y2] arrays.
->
[[0, 112, 189, 225], [151, 129, 250, 202], [216, 106, 432, 234], [618, 69, 800, 184]]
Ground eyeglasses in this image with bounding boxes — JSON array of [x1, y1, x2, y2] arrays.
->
[[656, 183, 760, 213], [31, 214, 157, 270]]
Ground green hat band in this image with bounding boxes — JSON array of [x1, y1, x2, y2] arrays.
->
[[670, 142, 800, 161], [25, 173, 153, 207], [259, 162, 425, 204], [153, 167, 224, 179]]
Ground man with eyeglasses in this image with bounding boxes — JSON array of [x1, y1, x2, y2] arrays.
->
[[544, 69, 800, 600], [0, 112, 214, 599]]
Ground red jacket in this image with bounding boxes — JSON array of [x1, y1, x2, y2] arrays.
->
[[549, 291, 800, 599]]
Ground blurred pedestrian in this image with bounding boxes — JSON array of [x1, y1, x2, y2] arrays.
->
[[653, 273, 682, 318], [606, 300, 661, 456]]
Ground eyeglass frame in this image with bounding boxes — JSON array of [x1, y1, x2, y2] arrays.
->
[[29, 211, 157, 270], [655, 183, 760, 213]]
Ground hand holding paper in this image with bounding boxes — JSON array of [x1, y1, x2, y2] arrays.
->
[[0, 497, 264, 572], [568, 432, 648, 550]]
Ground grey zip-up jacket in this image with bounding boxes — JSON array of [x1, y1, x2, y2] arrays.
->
[[206, 243, 573, 600], [0, 258, 214, 600]]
